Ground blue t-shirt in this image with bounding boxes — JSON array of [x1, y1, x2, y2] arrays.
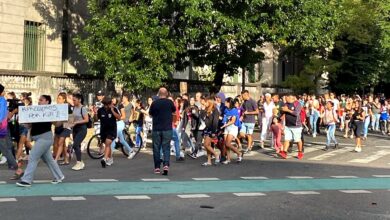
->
[[223, 108, 241, 127]]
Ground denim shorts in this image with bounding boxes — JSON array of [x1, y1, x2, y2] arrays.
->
[[240, 123, 255, 135], [19, 125, 29, 136], [284, 126, 302, 142]]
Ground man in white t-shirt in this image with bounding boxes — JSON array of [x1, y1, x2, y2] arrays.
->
[[330, 93, 339, 112], [260, 93, 275, 148]]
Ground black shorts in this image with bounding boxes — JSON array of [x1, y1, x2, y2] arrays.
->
[[352, 121, 364, 137], [100, 131, 117, 142], [54, 127, 71, 138]]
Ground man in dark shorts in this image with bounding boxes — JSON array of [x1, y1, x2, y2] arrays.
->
[[97, 97, 121, 168], [149, 87, 176, 175]]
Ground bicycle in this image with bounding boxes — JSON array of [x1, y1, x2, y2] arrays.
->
[[86, 123, 143, 159]]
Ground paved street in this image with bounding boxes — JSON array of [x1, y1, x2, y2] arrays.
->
[[0, 131, 389, 220]]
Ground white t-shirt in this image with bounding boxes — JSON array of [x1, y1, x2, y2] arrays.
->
[[263, 101, 275, 118], [332, 99, 339, 111]]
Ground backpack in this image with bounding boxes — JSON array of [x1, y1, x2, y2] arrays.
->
[[81, 107, 93, 129]]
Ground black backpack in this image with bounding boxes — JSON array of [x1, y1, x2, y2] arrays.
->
[[81, 107, 93, 129]]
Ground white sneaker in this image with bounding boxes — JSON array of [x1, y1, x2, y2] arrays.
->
[[350, 135, 354, 139], [196, 151, 206, 157], [106, 158, 114, 166], [260, 142, 265, 149], [354, 146, 362, 153], [127, 151, 136, 159], [0, 156, 7, 165], [72, 161, 85, 171], [313, 134, 317, 138], [52, 176, 65, 184]]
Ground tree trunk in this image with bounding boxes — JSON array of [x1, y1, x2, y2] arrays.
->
[[212, 64, 226, 94], [242, 68, 246, 91]]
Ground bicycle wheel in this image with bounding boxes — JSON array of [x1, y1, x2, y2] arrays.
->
[[87, 134, 104, 159], [122, 130, 142, 158]]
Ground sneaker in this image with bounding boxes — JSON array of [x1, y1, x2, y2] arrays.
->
[[162, 166, 169, 176], [187, 152, 197, 159], [354, 146, 362, 153], [221, 160, 231, 165], [260, 141, 265, 149], [127, 151, 136, 159], [100, 159, 106, 168], [278, 151, 287, 159], [0, 156, 7, 165], [297, 152, 304, 160], [72, 161, 85, 171], [313, 134, 317, 138], [154, 168, 161, 174], [176, 157, 185, 162], [196, 151, 206, 157], [237, 156, 243, 163], [343, 134, 348, 138], [106, 158, 114, 166], [16, 181, 31, 187], [51, 176, 65, 184], [350, 135, 354, 139], [334, 143, 339, 149], [324, 146, 329, 151]]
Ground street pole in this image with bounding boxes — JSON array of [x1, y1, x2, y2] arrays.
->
[[242, 68, 246, 91]]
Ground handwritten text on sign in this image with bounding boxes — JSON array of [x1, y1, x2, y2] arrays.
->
[[18, 104, 69, 123]]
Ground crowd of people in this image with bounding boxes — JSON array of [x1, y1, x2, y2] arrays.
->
[[0, 82, 389, 186]]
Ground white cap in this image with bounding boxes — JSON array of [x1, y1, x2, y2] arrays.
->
[[265, 93, 271, 97]]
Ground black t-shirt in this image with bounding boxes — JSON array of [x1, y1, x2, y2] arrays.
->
[[134, 108, 144, 127], [149, 98, 176, 131], [97, 107, 119, 133], [31, 122, 52, 136]]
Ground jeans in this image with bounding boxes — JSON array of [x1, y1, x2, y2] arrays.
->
[[21, 131, 64, 184], [135, 125, 143, 147], [372, 114, 380, 131], [0, 130, 17, 169], [309, 111, 319, 135], [380, 120, 388, 133], [326, 124, 338, 146], [152, 130, 173, 169], [111, 121, 132, 153], [172, 129, 181, 159], [191, 130, 203, 154], [363, 116, 370, 137], [72, 125, 87, 162]]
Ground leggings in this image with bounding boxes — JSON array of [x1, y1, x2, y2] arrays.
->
[[72, 125, 87, 161]]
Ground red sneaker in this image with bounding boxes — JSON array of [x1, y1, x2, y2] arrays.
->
[[278, 151, 287, 159], [298, 152, 304, 160]]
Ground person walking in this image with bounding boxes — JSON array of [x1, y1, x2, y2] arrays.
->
[[323, 101, 339, 150], [149, 87, 176, 175], [239, 90, 258, 152], [16, 95, 64, 187]]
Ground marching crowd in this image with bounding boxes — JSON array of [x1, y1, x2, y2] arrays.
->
[[0, 83, 389, 186]]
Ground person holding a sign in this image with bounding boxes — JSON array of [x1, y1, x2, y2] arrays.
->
[[97, 97, 121, 168], [70, 93, 89, 171], [17, 95, 65, 187]]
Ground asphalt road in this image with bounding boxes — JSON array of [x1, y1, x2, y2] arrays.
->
[[0, 131, 389, 220]]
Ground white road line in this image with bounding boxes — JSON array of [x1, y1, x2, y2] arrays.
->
[[308, 147, 354, 161], [177, 194, 210, 199], [349, 150, 390, 163], [339, 190, 372, 194], [376, 146, 390, 149], [287, 176, 314, 179], [33, 180, 52, 183], [0, 181, 6, 184], [89, 179, 118, 182], [330, 176, 358, 179], [141, 178, 170, 182], [288, 191, 320, 195], [241, 176, 269, 180], [0, 198, 17, 202], [373, 175, 390, 178], [51, 197, 86, 201], [115, 195, 151, 200], [309, 142, 358, 147], [233, 192, 266, 197], [192, 178, 220, 181]]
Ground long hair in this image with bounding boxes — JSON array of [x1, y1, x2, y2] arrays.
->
[[225, 97, 235, 110], [58, 92, 67, 104], [205, 99, 215, 115]]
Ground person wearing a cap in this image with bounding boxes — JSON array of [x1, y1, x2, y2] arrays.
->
[[0, 84, 18, 170]]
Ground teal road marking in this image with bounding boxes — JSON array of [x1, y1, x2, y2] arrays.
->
[[0, 178, 390, 197]]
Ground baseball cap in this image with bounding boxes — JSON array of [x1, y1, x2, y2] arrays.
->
[[96, 90, 104, 96]]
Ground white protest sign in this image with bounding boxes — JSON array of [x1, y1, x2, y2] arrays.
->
[[18, 104, 69, 123]]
